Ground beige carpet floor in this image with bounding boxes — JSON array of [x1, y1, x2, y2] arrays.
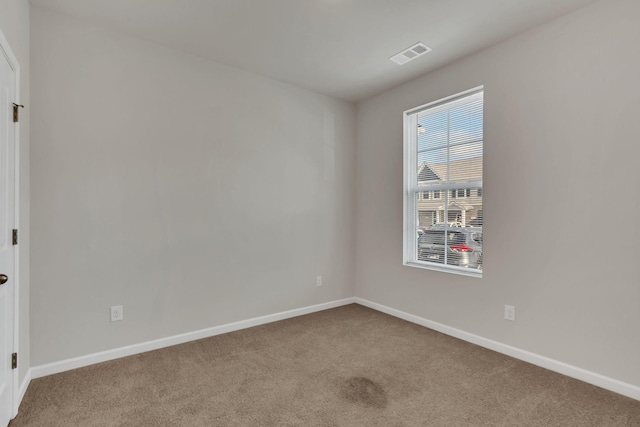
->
[[10, 304, 640, 426]]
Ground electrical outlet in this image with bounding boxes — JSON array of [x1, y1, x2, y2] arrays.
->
[[316, 275, 322, 287], [504, 305, 515, 321], [110, 305, 123, 322]]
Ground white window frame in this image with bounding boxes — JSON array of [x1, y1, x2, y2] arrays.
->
[[403, 86, 483, 278]]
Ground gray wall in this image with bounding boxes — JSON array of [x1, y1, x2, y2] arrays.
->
[[27, 0, 640, 391], [355, 0, 640, 387], [30, 7, 355, 366], [0, 0, 30, 389]]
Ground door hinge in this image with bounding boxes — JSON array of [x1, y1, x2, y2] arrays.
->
[[12, 229, 18, 245], [13, 103, 24, 123], [12, 353, 17, 370]]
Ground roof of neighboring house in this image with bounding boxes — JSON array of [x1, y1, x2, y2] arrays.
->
[[417, 164, 440, 181], [418, 156, 482, 184], [437, 201, 475, 211]]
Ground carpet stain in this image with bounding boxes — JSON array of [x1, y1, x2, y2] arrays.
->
[[341, 377, 388, 408]]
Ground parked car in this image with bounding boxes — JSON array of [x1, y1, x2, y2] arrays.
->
[[417, 227, 430, 238], [431, 221, 463, 228], [468, 218, 483, 227], [417, 227, 482, 269]]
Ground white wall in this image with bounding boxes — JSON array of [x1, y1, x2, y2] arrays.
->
[[30, 7, 355, 366], [355, 0, 640, 388], [0, 0, 30, 391]]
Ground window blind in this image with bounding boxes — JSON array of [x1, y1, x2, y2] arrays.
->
[[404, 88, 484, 277]]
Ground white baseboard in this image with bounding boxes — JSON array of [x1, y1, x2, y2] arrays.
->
[[13, 368, 31, 418], [355, 297, 640, 401], [27, 296, 640, 402], [31, 297, 356, 379]]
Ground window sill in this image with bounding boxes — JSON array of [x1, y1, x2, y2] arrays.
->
[[404, 260, 482, 279]]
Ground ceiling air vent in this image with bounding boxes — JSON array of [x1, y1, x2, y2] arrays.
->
[[389, 42, 432, 65]]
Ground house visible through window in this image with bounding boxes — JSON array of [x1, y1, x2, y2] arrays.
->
[[403, 87, 483, 277]]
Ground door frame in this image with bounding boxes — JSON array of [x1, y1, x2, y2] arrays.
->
[[0, 26, 21, 419]]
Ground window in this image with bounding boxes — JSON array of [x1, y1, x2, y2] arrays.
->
[[403, 87, 483, 277], [451, 188, 471, 198]]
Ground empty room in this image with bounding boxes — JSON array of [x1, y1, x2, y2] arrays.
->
[[1, 0, 640, 425]]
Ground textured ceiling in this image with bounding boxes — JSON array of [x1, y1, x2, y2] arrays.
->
[[28, 0, 599, 102]]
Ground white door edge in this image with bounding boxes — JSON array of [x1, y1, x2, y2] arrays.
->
[[0, 25, 21, 420]]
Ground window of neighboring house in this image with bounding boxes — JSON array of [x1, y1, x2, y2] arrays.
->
[[451, 189, 471, 198], [423, 191, 430, 199], [403, 87, 483, 277]]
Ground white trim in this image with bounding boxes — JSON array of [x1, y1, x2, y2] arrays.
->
[[0, 24, 22, 419], [354, 298, 640, 401], [15, 369, 30, 414], [31, 298, 356, 379], [402, 112, 417, 264], [405, 88, 483, 117], [404, 260, 482, 278], [24, 297, 640, 402]]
